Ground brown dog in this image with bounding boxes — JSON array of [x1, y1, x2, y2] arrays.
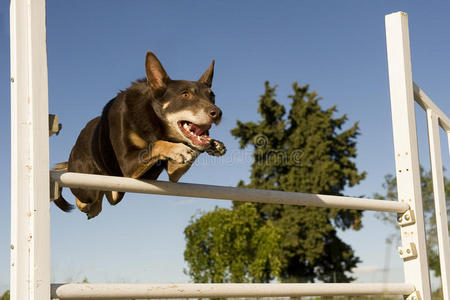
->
[[54, 51, 226, 219]]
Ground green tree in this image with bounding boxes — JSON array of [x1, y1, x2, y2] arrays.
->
[[375, 167, 450, 277], [184, 203, 282, 282], [184, 82, 366, 283], [1, 290, 9, 300]]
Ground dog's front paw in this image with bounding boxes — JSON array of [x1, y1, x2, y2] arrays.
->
[[206, 139, 226, 156], [170, 143, 200, 164]]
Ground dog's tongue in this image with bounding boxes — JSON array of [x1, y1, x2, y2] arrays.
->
[[191, 123, 211, 135], [188, 123, 211, 147]]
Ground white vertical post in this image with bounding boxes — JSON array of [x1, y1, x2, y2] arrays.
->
[[10, 0, 50, 299], [385, 11, 432, 299], [426, 110, 450, 299]]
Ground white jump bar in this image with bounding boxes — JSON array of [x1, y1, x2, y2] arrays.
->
[[51, 171, 409, 213], [413, 82, 450, 131], [51, 283, 415, 299]]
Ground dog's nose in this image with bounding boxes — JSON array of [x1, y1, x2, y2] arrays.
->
[[209, 107, 222, 121]]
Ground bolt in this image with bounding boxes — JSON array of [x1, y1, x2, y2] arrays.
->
[[10, 77, 14, 83], [405, 214, 410, 221], [397, 216, 402, 222], [406, 249, 411, 254], [10, 244, 14, 250], [399, 250, 403, 255]]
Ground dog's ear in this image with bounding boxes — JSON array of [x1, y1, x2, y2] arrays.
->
[[145, 51, 171, 96], [198, 60, 214, 87]]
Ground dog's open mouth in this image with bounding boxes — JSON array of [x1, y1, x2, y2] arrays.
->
[[178, 121, 212, 147]]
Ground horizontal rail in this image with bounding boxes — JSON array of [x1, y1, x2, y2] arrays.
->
[[413, 82, 450, 131], [51, 283, 415, 299], [51, 171, 409, 213]]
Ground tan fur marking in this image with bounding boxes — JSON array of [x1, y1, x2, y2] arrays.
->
[[166, 110, 210, 125], [76, 197, 89, 212], [111, 191, 119, 201], [76, 195, 104, 219], [167, 161, 192, 183], [162, 102, 170, 110], [129, 131, 147, 149]]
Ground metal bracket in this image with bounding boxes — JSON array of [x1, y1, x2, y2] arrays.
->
[[49, 114, 62, 136], [405, 290, 420, 300], [50, 178, 60, 201], [397, 209, 416, 226], [398, 242, 418, 260]]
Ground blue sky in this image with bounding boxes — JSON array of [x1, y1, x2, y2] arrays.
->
[[1, 0, 449, 293]]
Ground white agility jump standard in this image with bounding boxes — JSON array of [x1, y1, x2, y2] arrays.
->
[[10, 0, 450, 299], [10, 0, 50, 299], [386, 11, 450, 299]]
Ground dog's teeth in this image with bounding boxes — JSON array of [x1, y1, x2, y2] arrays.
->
[[183, 123, 189, 130]]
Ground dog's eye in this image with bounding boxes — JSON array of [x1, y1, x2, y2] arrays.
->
[[181, 91, 190, 98]]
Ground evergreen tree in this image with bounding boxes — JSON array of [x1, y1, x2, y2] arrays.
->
[[184, 82, 366, 283]]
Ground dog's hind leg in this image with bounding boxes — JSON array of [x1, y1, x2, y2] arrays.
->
[[73, 189, 104, 219], [77, 196, 104, 219], [105, 191, 125, 206], [76, 197, 89, 213], [86, 197, 103, 219]]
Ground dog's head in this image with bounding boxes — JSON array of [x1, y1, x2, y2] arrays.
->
[[145, 51, 222, 151]]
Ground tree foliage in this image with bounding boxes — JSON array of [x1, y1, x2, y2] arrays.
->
[[375, 167, 450, 277], [184, 82, 366, 283], [1, 290, 9, 300], [184, 203, 282, 282]]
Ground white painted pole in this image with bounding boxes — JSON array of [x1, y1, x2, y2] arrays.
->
[[51, 171, 409, 213], [10, 0, 50, 299], [414, 83, 450, 131], [385, 11, 432, 299], [51, 283, 415, 299], [426, 110, 450, 299]]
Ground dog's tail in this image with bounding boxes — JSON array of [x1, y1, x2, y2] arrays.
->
[[52, 162, 74, 212]]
